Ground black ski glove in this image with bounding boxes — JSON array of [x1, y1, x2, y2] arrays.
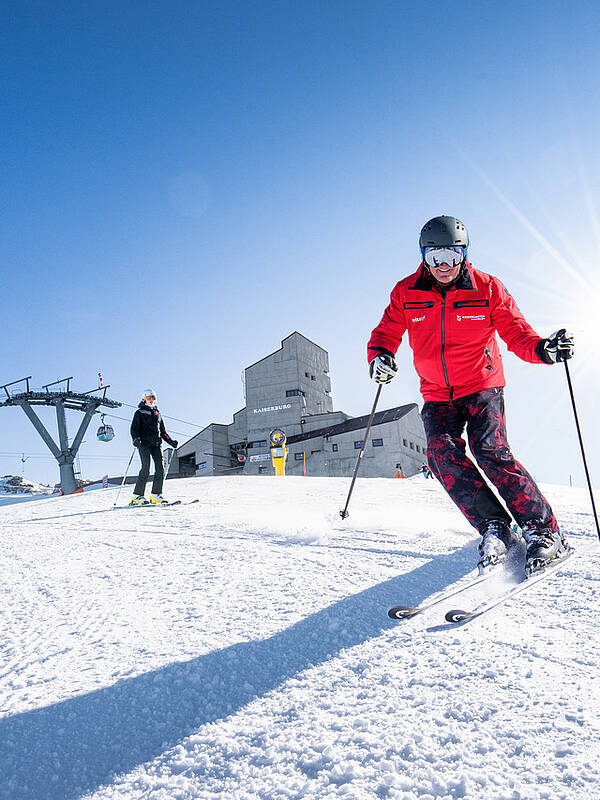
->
[[133, 437, 142, 448], [369, 351, 398, 384], [536, 329, 575, 363], [170, 440, 178, 449]]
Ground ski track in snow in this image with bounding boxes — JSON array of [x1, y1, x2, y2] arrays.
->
[[0, 476, 599, 800]]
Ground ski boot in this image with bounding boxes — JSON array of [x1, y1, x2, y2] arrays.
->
[[522, 524, 569, 576], [477, 519, 517, 573], [130, 495, 149, 506], [150, 493, 168, 505]]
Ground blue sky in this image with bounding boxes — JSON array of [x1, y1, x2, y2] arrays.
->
[[2, 0, 600, 489]]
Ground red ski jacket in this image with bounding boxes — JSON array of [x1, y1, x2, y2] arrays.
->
[[367, 262, 547, 402]]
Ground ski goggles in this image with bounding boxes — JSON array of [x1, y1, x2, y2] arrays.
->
[[423, 246, 465, 268]]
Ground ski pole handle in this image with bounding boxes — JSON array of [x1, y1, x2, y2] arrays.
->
[[339, 384, 383, 519]]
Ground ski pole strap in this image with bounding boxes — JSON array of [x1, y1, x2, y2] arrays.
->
[[339, 384, 383, 519], [564, 361, 600, 541]]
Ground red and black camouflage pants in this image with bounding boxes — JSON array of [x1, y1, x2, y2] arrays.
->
[[421, 387, 557, 533]]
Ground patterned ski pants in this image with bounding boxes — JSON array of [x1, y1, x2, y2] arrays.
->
[[421, 387, 557, 533]]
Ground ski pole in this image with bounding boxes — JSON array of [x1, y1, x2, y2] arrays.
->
[[563, 360, 600, 541], [113, 448, 136, 508], [339, 384, 383, 519], [163, 447, 175, 483]]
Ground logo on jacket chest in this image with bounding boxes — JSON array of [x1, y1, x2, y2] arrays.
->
[[404, 301, 434, 325], [453, 299, 489, 322], [456, 314, 486, 322]]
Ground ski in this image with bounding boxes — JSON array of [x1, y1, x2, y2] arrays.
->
[[120, 499, 200, 509], [388, 564, 506, 620], [444, 541, 596, 624]]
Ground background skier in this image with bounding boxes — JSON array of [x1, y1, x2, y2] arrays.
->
[[368, 215, 574, 574], [130, 389, 178, 505], [421, 463, 433, 479]]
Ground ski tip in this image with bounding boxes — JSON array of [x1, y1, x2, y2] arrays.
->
[[445, 608, 473, 624], [388, 605, 418, 620]]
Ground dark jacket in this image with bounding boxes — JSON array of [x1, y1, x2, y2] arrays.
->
[[368, 262, 546, 402], [130, 402, 176, 448]]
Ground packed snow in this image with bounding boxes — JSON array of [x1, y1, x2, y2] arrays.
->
[[0, 475, 599, 800]]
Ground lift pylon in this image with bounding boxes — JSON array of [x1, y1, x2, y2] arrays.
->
[[0, 376, 122, 495]]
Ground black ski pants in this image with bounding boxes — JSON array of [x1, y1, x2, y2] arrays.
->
[[421, 387, 557, 534], [133, 444, 164, 496]]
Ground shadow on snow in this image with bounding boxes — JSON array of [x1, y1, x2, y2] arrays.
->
[[0, 542, 475, 800]]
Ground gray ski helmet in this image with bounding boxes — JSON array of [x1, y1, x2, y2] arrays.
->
[[419, 216, 469, 255]]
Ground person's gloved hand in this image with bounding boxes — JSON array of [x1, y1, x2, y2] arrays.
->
[[133, 437, 142, 448], [539, 329, 575, 363], [170, 440, 179, 449], [369, 351, 398, 384]]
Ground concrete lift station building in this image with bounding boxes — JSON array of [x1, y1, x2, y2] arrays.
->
[[172, 332, 426, 478]]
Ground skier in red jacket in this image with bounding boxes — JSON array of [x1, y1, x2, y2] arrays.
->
[[368, 215, 574, 575]]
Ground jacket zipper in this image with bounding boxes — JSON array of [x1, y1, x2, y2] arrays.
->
[[440, 294, 452, 397]]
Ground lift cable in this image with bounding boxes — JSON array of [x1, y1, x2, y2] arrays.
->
[[117, 400, 205, 429]]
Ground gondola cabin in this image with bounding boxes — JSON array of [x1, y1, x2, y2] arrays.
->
[[97, 423, 115, 442]]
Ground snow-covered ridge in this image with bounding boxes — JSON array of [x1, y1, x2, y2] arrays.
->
[[0, 474, 53, 495], [0, 476, 598, 799]]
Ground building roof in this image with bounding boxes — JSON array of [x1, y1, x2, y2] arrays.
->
[[286, 403, 418, 446], [244, 331, 328, 372]]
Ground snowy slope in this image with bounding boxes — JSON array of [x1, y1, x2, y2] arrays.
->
[[0, 474, 53, 498], [0, 476, 599, 800]]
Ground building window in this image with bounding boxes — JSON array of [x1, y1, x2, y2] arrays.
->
[[294, 452, 304, 461], [197, 461, 207, 470], [305, 371, 310, 377], [410, 442, 414, 450], [248, 440, 268, 449], [332, 443, 338, 452], [258, 464, 268, 474], [416, 445, 421, 453], [311, 375, 316, 381], [311, 449, 321, 455], [403, 438, 408, 447], [286, 389, 305, 397], [372, 438, 383, 447], [354, 441, 363, 449]]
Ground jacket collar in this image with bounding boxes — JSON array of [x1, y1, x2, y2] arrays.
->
[[409, 261, 475, 292]]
